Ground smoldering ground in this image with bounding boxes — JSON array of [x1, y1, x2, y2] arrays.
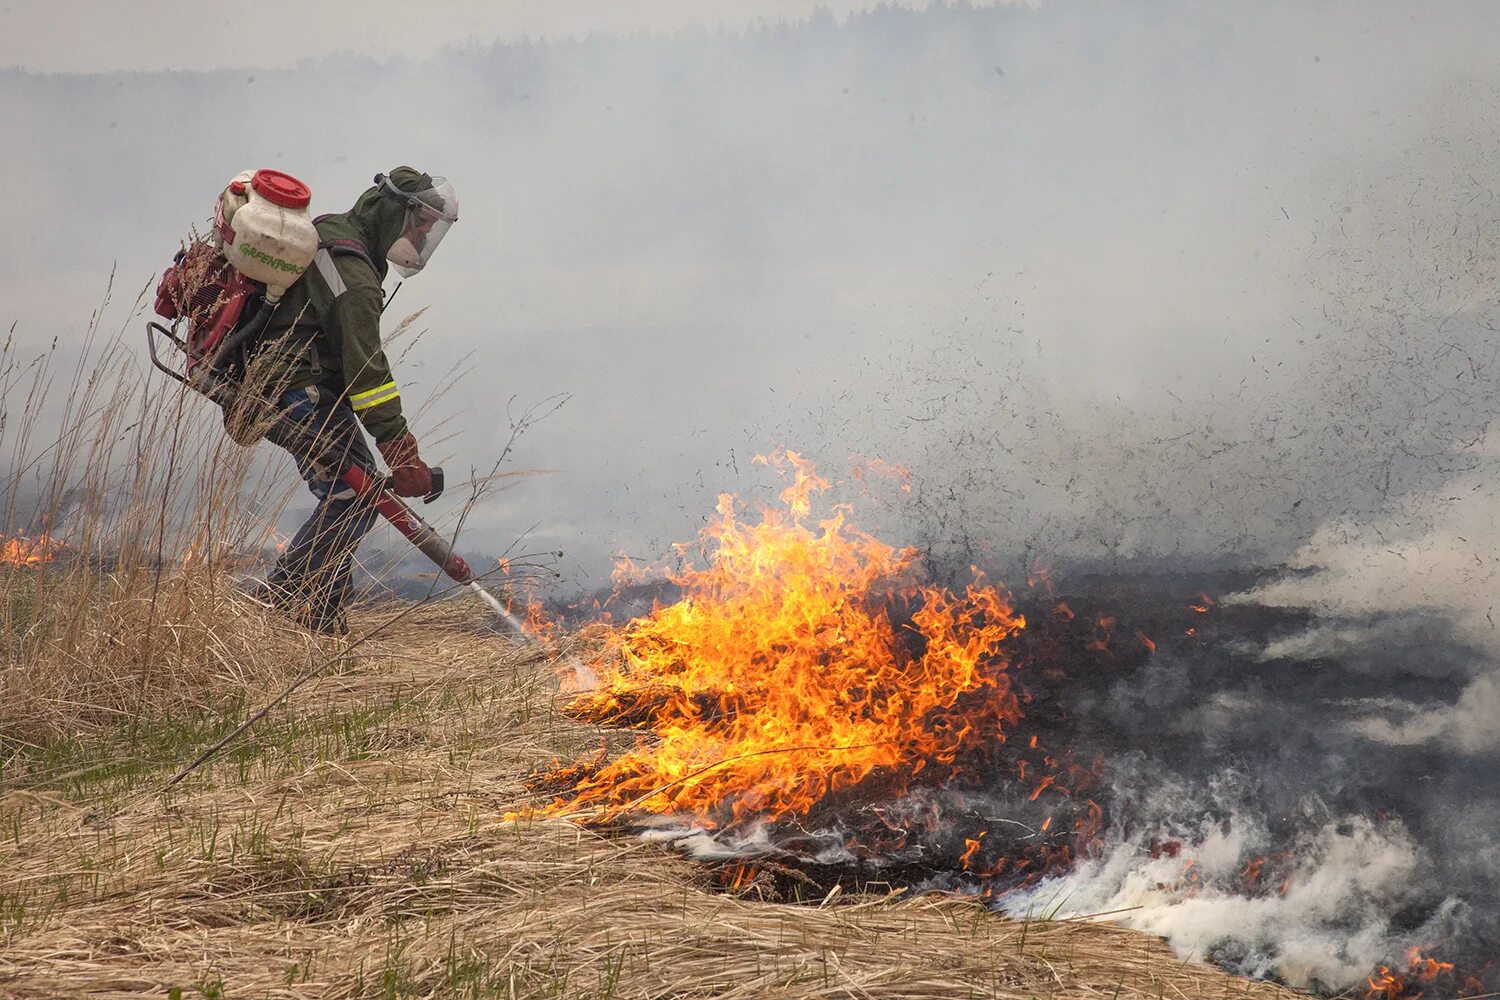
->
[[9, 0, 1500, 993]]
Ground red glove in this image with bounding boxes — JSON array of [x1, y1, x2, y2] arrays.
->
[[377, 432, 433, 498]]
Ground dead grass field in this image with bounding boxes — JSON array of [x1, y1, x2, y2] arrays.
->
[[0, 593, 1311, 1000]]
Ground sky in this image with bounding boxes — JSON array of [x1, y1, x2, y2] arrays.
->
[[5, 0, 1500, 590], [0, 1, 1007, 73]]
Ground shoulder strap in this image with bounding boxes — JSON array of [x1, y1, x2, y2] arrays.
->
[[311, 214, 379, 272], [310, 234, 379, 302], [303, 227, 379, 380], [318, 236, 377, 271]]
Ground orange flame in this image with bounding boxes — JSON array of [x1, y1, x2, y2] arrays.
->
[[523, 597, 561, 640], [1406, 949, 1454, 981], [548, 451, 1029, 828], [0, 534, 62, 567], [1365, 947, 1460, 999], [850, 456, 914, 494], [720, 862, 760, 890], [960, 833, 985, 870], [1084, 615, 1116, 652], [1367, 966, 1403, 998]]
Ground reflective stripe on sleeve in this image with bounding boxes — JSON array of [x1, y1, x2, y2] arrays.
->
[[350, 381, 399, 411], [313, 249, 347, 297]]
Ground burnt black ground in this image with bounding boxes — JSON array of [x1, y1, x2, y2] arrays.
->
[[997, 566, 1499, 992]]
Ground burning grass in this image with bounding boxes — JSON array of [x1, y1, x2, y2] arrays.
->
[[551, 451, 1030, 825], [0, 333, 1303, 996], [532, 453, 1104, 894]]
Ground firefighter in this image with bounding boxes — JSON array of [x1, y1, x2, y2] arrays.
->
[[252, 167, 459, 635]]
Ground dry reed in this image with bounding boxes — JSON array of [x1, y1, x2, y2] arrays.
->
[[0, 288, 320, 744]]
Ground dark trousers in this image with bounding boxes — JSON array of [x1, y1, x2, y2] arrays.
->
[[266, 384, 380, 623]]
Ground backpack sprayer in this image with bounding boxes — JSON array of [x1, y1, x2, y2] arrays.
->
[[147, 169, 528, 636]]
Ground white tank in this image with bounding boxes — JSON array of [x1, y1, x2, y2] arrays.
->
[[222, 169, 319, 301]]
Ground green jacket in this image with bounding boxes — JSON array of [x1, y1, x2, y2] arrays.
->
[[260, 168, 425, 443]]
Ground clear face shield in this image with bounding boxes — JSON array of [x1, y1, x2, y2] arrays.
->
[[379, 174, 458, 278]]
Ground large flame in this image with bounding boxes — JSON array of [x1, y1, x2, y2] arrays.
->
[[548, 452, 1029, 829], [0, 534, 62, 567]]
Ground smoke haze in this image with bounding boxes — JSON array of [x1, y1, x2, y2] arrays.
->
[[4, 1, 1499, 586], [10, 1, 1500, 990]]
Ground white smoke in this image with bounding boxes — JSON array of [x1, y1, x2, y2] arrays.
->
[[1232, 428, 1500, 753], [1003, 809, 1447, 989]]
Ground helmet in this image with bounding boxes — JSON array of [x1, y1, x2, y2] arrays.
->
[[376, 171, 458, 277]]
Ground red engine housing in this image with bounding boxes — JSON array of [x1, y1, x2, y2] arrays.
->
[[153, 241, 260, 371]]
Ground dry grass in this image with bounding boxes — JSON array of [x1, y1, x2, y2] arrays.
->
[[0, 572, 331, 746], [1, 298, 312, 745], [0, 595, 1306, 1000]]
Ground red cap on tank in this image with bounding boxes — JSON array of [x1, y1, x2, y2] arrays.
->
[[250, 169, 312, 209]]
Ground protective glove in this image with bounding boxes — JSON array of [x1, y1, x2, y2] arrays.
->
[[376, 432, 434, 498]]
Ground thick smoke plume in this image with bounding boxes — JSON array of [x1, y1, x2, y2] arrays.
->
[[7, 1, 1500, 581]]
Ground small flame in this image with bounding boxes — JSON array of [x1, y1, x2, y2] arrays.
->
[[523, 597, 560, 639], [721, 862, 760, 891], [1411, 952, 1454, 980], [1084, 615, 1116, 652], [0, 534, 62, 567], [1367, 966, 1402, 998], [850, 456, 914, 494], [960, 833, 985, 870], [1364, 947, 1460, 999]]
